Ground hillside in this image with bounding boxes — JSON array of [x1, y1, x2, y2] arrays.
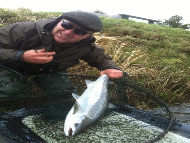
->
[[0, 8, 190, 103]]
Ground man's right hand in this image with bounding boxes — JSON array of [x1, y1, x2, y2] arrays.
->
[[21, 49, 56, 64]]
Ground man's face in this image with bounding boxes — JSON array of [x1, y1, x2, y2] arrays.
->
[[52, 20, 92, 44]]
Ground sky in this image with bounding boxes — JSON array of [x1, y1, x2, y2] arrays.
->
[[1, 0, 190, 24]]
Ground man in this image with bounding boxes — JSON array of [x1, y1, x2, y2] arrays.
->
[[0, 11, 123, 79]]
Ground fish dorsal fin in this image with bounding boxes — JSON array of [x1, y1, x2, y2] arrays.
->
[[85, 80, 95, 88], [72, 93, 80, 100]]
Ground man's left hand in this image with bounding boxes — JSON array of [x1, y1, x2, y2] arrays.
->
[[100, 69, 123, 79]]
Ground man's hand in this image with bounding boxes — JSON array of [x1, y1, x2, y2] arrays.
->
[[100, 69, 123, 79], [21, 49, 56, 64]]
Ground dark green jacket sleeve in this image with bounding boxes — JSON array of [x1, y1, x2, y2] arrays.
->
[[0, 22, 32, 62], [82, 44, 120, 71]]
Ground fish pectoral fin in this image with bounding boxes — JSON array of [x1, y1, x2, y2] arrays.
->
[[72, 93, 80, 100], [85, 80, 95, 88], [85, 114, 92, 120], [73, 102, 82, 114]]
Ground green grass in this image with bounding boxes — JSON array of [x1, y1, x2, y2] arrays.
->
[[100, 17, 190, 73], [99, 17, 190, 103], [0, 8, 190, 103]]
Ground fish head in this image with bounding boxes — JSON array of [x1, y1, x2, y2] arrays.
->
[[64, 114, 87, 136]]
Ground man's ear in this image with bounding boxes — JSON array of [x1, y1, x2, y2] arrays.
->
[[85, 33, 93, 38]]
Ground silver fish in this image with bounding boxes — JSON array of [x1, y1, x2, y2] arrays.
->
[[64, 74, 109, 136]]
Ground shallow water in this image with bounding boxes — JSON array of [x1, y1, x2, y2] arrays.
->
[[1, 98, 190, 142], [0, 133, 9, 143], [1, 104, 190, 143], [22, 110, 190, 143], [169, 103, 190, 125]]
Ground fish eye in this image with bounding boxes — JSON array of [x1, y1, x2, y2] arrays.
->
[[74, 123, 79, 127]]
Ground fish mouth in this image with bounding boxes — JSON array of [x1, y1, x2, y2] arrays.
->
[[68, 127, 73, 136]]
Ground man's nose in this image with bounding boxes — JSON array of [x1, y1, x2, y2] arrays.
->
[[64, 29, 74, 35]]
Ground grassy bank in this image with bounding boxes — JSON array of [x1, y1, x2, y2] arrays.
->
[[99, 17, 190, 103], [0, 8, 189, 103]]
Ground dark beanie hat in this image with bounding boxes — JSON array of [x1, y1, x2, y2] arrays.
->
[[62, 11, 103, 32]]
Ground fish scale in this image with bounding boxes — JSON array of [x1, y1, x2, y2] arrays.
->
[[85, 84, 108, 119], [75, 77, 108, 119]]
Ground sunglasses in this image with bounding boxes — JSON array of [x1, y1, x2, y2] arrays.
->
[[61, 20, 91, 36]]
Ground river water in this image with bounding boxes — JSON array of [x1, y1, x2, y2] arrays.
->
[[0, 103, 190, 142], [0, 134, 9, 143], [169, 103, 190, 125]]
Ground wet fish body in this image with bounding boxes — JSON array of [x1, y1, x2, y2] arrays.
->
[[64, 74, 109, 136]]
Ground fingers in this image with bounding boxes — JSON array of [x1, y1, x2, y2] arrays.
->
[[100, 69, 123, 79], [108, 72, 123, 79], [34, 55, 54, 63], [37, 52, 56, 57], [21, 49, 56, 64], [35, 49, 45, 53], [34, 49, 55, 57]]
